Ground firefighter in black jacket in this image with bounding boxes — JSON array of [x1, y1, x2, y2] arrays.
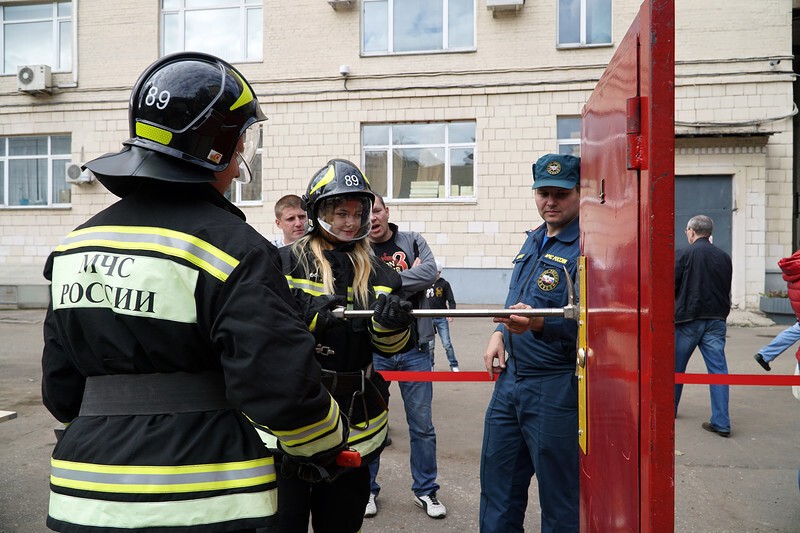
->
[[277, 159, 415, 532], [41, 53, 347, 532]]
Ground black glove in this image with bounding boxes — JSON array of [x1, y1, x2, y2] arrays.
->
[[371, 294, 414, 330], [308, 294, 346, 331]]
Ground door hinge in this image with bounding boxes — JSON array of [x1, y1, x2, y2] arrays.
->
[[626, 96, 648, 170]]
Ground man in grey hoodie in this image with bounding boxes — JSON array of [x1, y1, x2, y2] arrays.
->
[[364, 193, 446, 520]]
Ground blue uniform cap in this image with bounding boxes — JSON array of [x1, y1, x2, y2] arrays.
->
[[532, 154, 580, 190]]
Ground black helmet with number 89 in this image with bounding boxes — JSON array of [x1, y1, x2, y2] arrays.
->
[[84, 52, 267, 197], [303, 159, 375, 243]]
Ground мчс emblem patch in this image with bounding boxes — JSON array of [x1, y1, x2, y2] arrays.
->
[[546, 161, 562, 175], [537, 268, 559, 291]]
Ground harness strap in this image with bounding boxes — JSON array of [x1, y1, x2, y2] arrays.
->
[[79, 371, 231, 416], [320, 363, 388, 414]]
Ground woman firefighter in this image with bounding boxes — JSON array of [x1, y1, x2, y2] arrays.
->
[[276, 159, 416, 532]]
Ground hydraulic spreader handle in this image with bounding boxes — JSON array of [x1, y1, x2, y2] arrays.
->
[[331, 266, 579, 321]]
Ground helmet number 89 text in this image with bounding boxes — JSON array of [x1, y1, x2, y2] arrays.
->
[[145, 86, 171, 110], [344, 174, 360, 187]]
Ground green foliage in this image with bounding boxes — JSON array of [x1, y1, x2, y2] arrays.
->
[[761, 290, 789, 298]]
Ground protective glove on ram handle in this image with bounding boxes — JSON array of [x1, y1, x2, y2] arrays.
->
[[309, 294, 347, 330], [370, 294, 414, 329]]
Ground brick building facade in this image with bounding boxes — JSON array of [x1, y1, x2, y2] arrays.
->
[[0, 0, 795, 308]]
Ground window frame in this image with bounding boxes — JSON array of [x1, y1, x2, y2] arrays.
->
[[226, 133, 263, 205], [361, 121, 477, 204], [556, 116, 581, 157], [0, 0, 72, 74], [556, 0, 613, 49], [0, 135, 72, 209], [160, 0, 263, 63], [361, 0, 476, 56]]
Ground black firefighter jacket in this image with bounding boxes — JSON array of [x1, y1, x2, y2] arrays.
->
[[280, 243, 414, 463], [41, 180, 346, 532]]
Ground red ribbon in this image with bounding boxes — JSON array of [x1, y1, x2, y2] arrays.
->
[[674, 373, 800, 386], [378, 371, 800, 386]]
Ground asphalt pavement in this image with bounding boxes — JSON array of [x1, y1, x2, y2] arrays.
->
[[1, 308, 799, 532]]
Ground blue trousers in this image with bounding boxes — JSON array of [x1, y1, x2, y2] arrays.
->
[[758, 321, 800, 363], [369, 346, 439, 497], [674, 319, 730, 432], [432, 317, 460, 369], [479, 362, 579, 533]]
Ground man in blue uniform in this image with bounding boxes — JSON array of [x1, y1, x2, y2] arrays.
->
[[480, 154, 580, 533]]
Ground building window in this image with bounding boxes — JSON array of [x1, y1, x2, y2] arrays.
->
[[557, 116, 581, 157], [225, 129, 263, 204], [1, 1, 72, 74], [363, 121, 476, 201], [161, 0, 263, 62], [557, 0, 612, 47], [363, 0, 475, 55], [0, 135, 71, 207]]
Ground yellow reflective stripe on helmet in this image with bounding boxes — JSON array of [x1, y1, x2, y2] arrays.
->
[[48, 489, 276, 529], [56, 226, 239, 282], [308, 164, 336, 196], [50, 457, 274, 494], [271, 398, 344, 458], [136, 122, 173, 145], [229, 71, 255, 111]]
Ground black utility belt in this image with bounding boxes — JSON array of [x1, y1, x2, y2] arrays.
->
[[79, 371, 231, 416], [320, 364, 375, 396]]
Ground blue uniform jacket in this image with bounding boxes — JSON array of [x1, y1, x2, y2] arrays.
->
[[501, 216, 580, 376]]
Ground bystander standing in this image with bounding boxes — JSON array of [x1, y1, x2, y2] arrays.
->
[[674, 214, 733, 438], [364, 193, 447, 520], [272, 193, 307, 247], [427, 260, 460, 371]]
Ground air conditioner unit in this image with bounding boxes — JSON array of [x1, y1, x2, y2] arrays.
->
[[486, 0, 524, 13], [328, 0, 354, 10], [17, 64, 52, 93], [65, 162, 95, 185]]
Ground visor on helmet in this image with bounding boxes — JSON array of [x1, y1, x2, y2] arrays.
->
[[316, 195, 373, 243], [233, 122, 262, 184]]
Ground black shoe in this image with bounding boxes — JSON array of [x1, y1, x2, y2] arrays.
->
[[754, 353, 771, 372], [702, 421, 730, 438]]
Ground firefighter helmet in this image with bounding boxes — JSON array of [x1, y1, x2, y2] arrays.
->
[[303, 159, 374, 242], [84, 52, 267, 196]]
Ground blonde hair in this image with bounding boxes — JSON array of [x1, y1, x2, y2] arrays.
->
[[291, 234, 376, 308]]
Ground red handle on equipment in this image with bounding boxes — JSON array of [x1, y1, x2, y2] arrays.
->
[[336, 449, 362, 468]]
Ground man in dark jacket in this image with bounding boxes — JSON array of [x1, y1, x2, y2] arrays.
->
[[365, 193, 446, 520], [674, 214, 733, 437]]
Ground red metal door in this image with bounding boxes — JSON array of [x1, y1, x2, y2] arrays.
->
[[579, 1, 674, 531]]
